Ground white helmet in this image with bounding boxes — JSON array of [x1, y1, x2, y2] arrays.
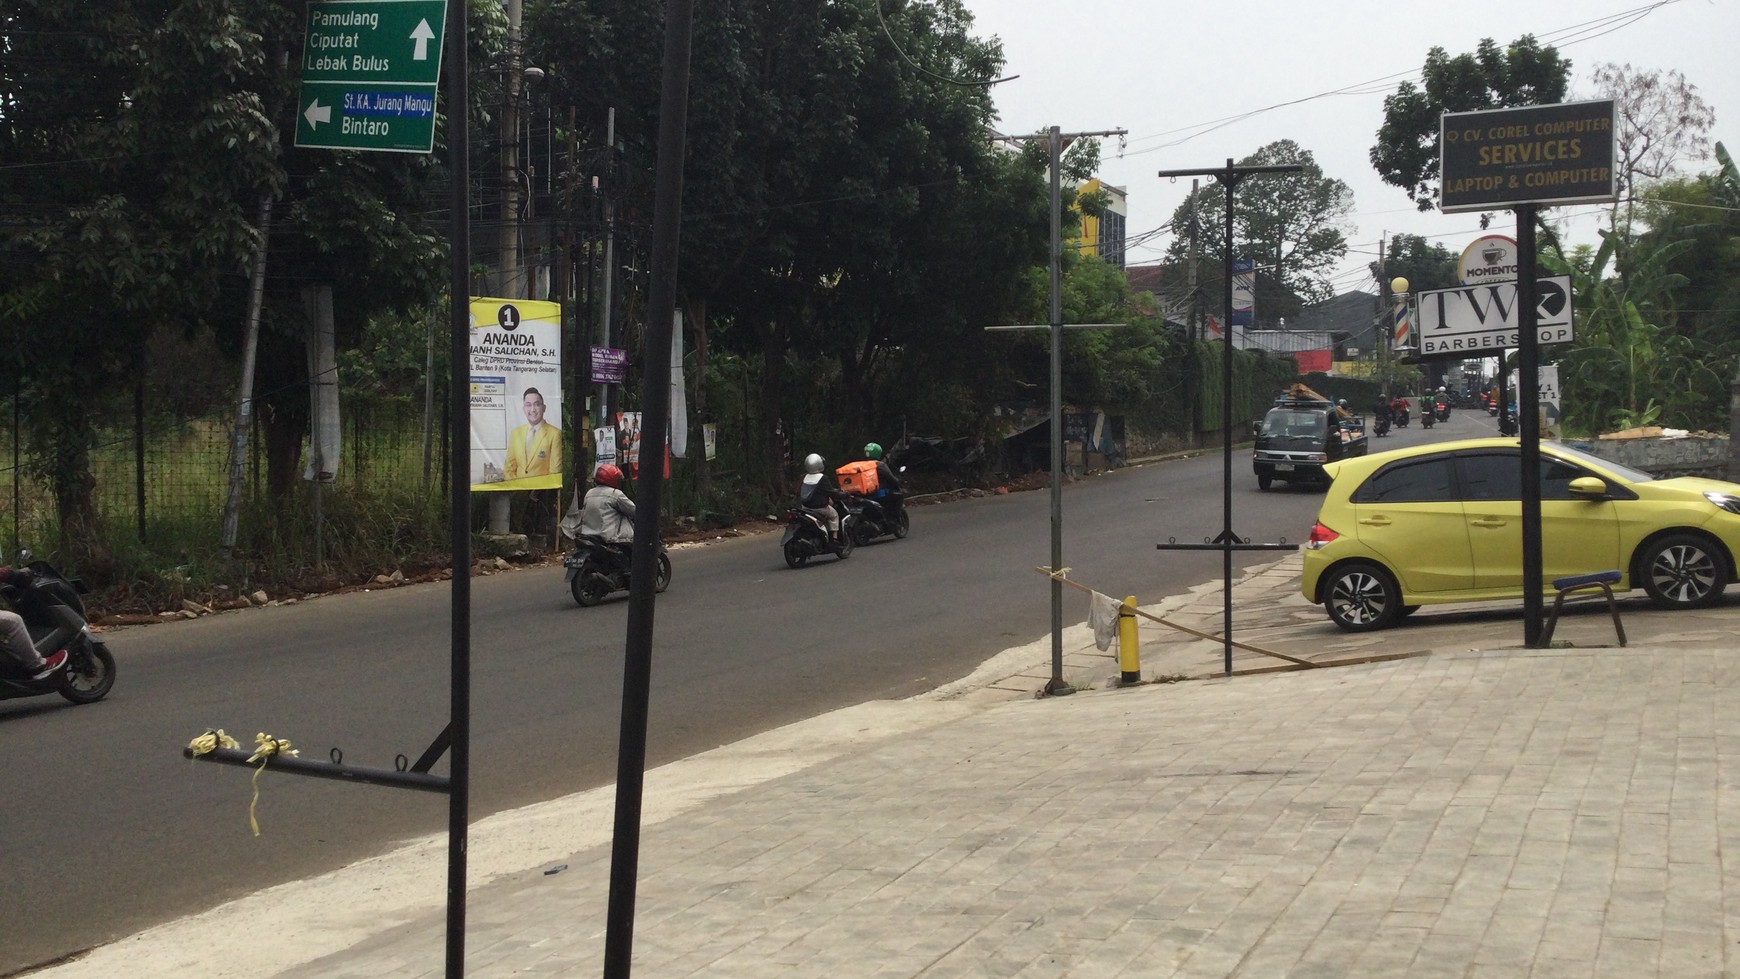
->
[[804, 453, 825, 474]]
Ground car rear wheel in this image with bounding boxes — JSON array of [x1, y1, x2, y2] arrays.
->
[[1324, 562, 1402, 632], [1639, 533, 1727, 608]]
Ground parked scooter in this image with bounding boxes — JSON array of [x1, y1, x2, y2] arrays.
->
[[0, 549, 116, 706], [844, 489, 909, 545], [563, 536, 671, 606], [781, 501, 856, 568]]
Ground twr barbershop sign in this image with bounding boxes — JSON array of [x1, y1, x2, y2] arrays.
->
[[1440, 100, 1617, 213]]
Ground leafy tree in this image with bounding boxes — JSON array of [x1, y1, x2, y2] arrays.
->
[[1, 0, 284, 566], [1379, 234, 1459, 294], [1371, 35, 1571, 212], [1162, 140, 1351, 305], [528, 0, 1052, 483], [1628, 142, 1740, 399], [1591, 62, 1715, 234]]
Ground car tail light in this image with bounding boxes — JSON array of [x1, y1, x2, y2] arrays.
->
[[1305, 521, 1340, 550]]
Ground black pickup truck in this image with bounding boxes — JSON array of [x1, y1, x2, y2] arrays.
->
[[1250, 396, 1368, 490]]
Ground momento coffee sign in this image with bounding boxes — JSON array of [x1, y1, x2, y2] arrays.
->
[[1439, 100, 1617, 213]]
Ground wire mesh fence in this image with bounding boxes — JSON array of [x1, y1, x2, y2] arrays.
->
[[2, 395, 444, 563]]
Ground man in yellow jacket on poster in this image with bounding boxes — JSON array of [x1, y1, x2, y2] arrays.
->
[[504, 387, 562, 479]]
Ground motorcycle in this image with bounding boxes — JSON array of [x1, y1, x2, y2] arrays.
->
[[563, 536, 671, 606], [1434, 401, 1451, 422], [1393, 407, 1409, 428], [781, 501, 856, 568], [1421, 407, 1435, 429], [0, 549, 116, 706], [844, 489, 909, 545], [1372, 415, 1391, 437]]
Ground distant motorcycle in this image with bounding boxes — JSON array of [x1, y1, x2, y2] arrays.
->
[[1373, 415, 1391, 437], [1434, 401, 1451, 422], [563, 536, 670, 606], [0, 549, 116, 706], [1421, 407, 1435, 429], [1393, 407, 1409, 428], [782, 501, 856, 568]]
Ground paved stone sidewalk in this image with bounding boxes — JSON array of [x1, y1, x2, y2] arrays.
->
[[276, 641, 1735, 978]]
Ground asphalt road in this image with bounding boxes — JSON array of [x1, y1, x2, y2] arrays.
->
[[0, 417, 1473, 974]]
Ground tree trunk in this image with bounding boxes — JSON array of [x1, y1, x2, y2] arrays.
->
[[757, 320, 789, 496]]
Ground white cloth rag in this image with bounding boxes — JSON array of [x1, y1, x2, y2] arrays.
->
[[1088, 590, 1122, 652]]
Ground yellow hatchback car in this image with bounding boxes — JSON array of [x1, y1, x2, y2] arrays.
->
[[1301, 438, 1740, 631]]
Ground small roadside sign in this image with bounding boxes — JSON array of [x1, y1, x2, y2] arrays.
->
[[294, 0, 447, 154], [1416, 276, 1574, 356]]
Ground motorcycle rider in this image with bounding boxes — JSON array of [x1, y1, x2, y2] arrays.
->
[[860, 442, 904, 525], [1372, 396, 1393, 434], [577, 464, 636, 571], [799, 452, 848, 549], [1, 566, 67, 680]]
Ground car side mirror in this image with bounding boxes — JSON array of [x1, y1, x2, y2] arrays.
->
[[1250, 421, 1262, 437], [1567, 476, 1608, 498]]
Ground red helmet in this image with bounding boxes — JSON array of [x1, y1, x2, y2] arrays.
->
[[595, 463, 624, 488]]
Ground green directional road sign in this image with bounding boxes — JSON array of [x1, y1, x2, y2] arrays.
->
[[295, 0, 447, 153]]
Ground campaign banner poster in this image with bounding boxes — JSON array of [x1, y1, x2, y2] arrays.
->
[[593, 426, 617, 472], [469, 297, 564, 491], [618, 411, 643, 467]]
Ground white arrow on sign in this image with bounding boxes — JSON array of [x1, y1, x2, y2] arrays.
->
[[304, 99, 332, 129], [410, 19, 435, 60]]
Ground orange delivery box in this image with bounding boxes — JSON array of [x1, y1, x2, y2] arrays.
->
[[835, 460, 879, 495]]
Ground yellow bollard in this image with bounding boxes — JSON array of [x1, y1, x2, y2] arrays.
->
[[1117, 595, 1141, 684]]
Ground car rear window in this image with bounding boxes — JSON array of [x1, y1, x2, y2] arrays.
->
[[1351, 457, 1456, 504], [1262, 409, 1327, 437]]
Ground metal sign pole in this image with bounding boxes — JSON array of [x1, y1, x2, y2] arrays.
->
[[1155, 160, 1303, 675], [441, 0, 472, 971], [1515, 204, 1544, 646]]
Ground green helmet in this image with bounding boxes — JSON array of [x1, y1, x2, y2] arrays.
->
[[864, 442, 883, 460]]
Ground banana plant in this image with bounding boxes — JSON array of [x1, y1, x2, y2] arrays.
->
[[1541, 229, 1696, 433]]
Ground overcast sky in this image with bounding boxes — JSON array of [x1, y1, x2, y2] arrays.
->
[[961, 0, 1737, 298]]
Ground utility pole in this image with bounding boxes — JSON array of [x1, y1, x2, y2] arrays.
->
[[500, 0, 522, 299], [598, 108, 617, 438], [986, 124, 1126, 697], [485, 0, 524, 535], [1375, 235, 1387, 397]]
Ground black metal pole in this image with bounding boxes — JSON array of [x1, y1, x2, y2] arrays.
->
[[1516, 204, 1543, 646], [1496, 355, 1510, 435], [442, 0, 472, 973], [602, 0, 692, 973], [1219, 159, 1235, 676]]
